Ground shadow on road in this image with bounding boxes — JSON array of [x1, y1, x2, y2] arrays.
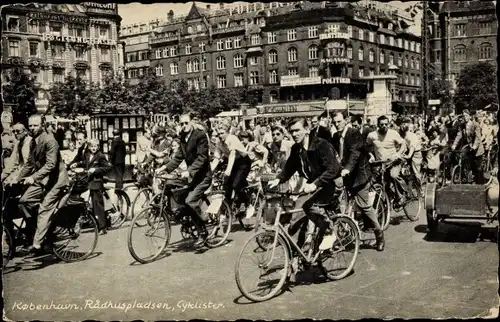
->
[[128, 252, 171, 266], [5, 251, 102, 272], [414, 222, 498, 243]]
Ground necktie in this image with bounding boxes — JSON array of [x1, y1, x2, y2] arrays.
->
[[18, 138, 25, 164], [339, 135, 344, 162], [29, 138, 37, 154]]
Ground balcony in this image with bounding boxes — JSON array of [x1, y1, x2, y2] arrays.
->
[[212, 25, 245, 35], [321, 77, 351, 85], [280, 75, 322, 87], [321, 57, 350, 64], [149, 35, 177, 44], [319, 32, 350, 40]]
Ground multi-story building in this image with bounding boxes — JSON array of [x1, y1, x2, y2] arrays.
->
[[1, 3, 123, 111], [149, 1, 422, 112], [427, 0, 497, 88], [120, 19, 161, 84]]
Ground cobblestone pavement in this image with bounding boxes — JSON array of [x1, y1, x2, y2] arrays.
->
[[3, 187, 498, 320]]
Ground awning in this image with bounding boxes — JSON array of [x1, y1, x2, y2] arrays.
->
[[246, 46, 263, 53], [257, 110, 324, 118]]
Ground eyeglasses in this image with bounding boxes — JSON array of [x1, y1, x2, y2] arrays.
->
[[272, 132, 282, 137], [12, 129, 23, 134], [379, 123, 389, 127], [180, 122, 189, 125]]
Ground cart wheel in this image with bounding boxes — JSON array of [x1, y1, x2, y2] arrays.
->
[[426, 209, 438, 234]]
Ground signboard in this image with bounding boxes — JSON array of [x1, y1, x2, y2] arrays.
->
[[82, 2, 118, 14], [280, 75, 321, 87], [428, 99, 441, 105], [319, 32, 350, 40], [27, 12, 88, 23], [321, 57, 350, 64], [322, 77, 351, 84], [257, 102, 326, 114], [42, 34, 116, 45]]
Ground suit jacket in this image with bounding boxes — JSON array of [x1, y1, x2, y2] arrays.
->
[[165, 128, 211, 185], [332, 127, 372, 188], [17, 131, 69, 190], [3, 135, 32, 179], [75, 150, 112, 190], [277, 136, 341, 188], [69, 143, 88, 167], [109, 136, 126, 165], [453, 121, 484, 157], [310, 125, 332, 145]]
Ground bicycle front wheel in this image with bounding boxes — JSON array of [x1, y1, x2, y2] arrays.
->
[[235, 230, 289, 302], [205, 199, 232, 248], [318, 216, 360, 281], [127, 206, 171, 264], [372, 183, 390, 231], [130, 188, 153, 227], [404, 180, 423, 222]]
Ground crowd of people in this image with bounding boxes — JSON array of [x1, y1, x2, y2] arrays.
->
[[1, 107, 497, 256]]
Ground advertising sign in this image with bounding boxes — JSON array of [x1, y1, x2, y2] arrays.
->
[[42, 34, 116, 45], [280, 75, 321, 87]]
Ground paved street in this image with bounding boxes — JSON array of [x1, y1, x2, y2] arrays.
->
[[3, 187, 499, 321]]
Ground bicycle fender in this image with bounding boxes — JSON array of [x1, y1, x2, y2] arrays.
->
[[425, 182, 436, 211]]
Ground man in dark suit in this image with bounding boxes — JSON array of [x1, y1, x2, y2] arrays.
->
[[69, 131, 89, 167], [351, 115, 374, 141], [332, 112, 384, 251], [72, 139, 112, 234], [109, 129, 126, 191], [163, 113, 212, 247], [17, 114, 70, 254], [310, 113, 333, 144]]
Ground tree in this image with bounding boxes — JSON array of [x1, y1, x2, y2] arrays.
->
[[455, 62, 498, 112], [98, 73, 134, 114], [1, 67, 37, 124], [129, 68, 171, 114], [48, 74, 95, 117], [430, 78, 453, 110]]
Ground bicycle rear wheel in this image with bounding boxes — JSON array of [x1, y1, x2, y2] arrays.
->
[[235, 230, 289, 302], [205, 199, 232, 248], [2, 226, 13, 269], [404, 180, 423, 222], [127, 206, 171, 264], [130, 188, 153, 227], [108, 189, 130, 229], [318, 216, 360, 281], [52, 209, 99, 263]]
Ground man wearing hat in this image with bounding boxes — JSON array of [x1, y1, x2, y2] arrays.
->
[[145, 125, 170, 165], [109, 129, 126, 190]]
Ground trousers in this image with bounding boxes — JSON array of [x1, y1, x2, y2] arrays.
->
[[182, 175, 212, 233]]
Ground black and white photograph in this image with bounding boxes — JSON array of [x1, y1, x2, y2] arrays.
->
[[1, 1, 499, 320]]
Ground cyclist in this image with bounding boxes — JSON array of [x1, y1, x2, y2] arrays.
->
[[161, 113, 212, 247], [400, 117, 423, 183], [268, 117, 341, 252], [2, 123, 32, 184], [366, 115, 408, 207], [16, 114, 70, 255]]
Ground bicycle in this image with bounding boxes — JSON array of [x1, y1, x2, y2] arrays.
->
[[2, 170, 99, 268], [129, 163, 155, 227], [235, 190, 360, 302], [451, 149, 474, 184]]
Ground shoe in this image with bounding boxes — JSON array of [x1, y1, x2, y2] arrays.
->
[[193, 232, 208, 248], [99, 229, 107, 235], [374, 229, 385, 252], [27, 246, 46, 256]]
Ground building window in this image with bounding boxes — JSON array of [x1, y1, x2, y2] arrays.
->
[[404, 55, 408, 68], [288, 68, 298, 76], [416, 77, 420, 86], [74, 46, 87, 60], [416, 43, 421, 53], [416, 58, 420, 70], [389, 53, 394, 65], [8, 40, 20, 57], [234, 37, 242, 48], [76, 69, 87, 80], [308, 26, 318, 38], [234, 54, 244, 68], [162, 48, 169, 58], [288, 47, 298, 62], [479, 43, 493, 60], [270, 91, 278, 103], [455, 24, 466, 37], [359, 29, 364, 40], [369, 49, 375, 63], [155, 65, 164, 76], [216, 56, 226, 70], [389, 36, 394, 46], [100, 47, 110, 62], [53, 69, 64, 83], [226, 39, 232, 49], [51, 44, 64, 59], [170, 47, 178, 56], [199, 42, 206, 52], [217, 75, 226, 88], [269, 70, 278, 84], [267, 32, 276, 44], [479, 22, 492, 35], [7, 16, 19, 32], [268, 50, 278, 64], [201, 56, 207, 71], [170, 62, 178, 75], [326, 42, 344, 57], [359, 68, 364, 78], [28, 20, 39, 33], [251, 34, 260, 45], [369, 32, 375, 42], [250, 71, 259, 85], [29, 42, 39, 57], [347, 66, 352, 77], [248, 56, 258, 66], [99, 26, 109, 39], [192, 59, 199, 72], [410, 41, 415, 52], [380, 34, 385, 44], [308, 45, 318, 60], [358, 47, 364, 61], [347, 26, 352, 37], [369, 69, 375, 76], [453, 45, 466, 62], [49, 22, 62, 36], [405, 93, 409, 102], [185, 44, 192, 54], [233, 73, 244, 87], [287, 29, 297, 41], [69, 24, 86, 37], [326, 24, 340, 33], [405, 74, 409, 84], [217, 40, 224, 51], [398, 54, 402, 66], [155, 49, 161, 58], [186, 60, 193, 73], [347, 46, 353, 59], [187, 79, 194, 90], [404, 40, 409, 50], [380, 51, 385, 64], [309, 66, 319, 77]]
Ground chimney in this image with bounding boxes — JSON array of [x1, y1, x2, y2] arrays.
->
[[206, 4, 211, 10], [167, 10, 174, 22]]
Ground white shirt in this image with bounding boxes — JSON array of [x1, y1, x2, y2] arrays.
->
[[404, 131, 422, 152], [367, 129, 406, 161], [215, 134, 247, 159]]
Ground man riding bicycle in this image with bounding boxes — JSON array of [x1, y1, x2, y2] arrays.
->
[[159, 113, 212, 248], [366, 115, 408, 207], [15, 114, 70, 255], [268, 118, 341, 252]]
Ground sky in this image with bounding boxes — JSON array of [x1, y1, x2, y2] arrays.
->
[[118, 1, 419, 27]]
